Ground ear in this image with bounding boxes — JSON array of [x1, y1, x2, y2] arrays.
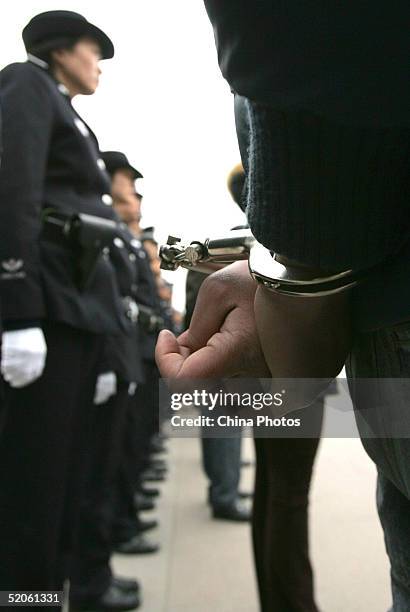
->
[[51, 48, 69, 64]]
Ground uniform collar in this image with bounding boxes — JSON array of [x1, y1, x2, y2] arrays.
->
[[27, 54, 71, 98], [27, 53, 49, 70]]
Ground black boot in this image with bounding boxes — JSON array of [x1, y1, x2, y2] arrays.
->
[[212, 500, 251, 522], [114, 534, 160, 555]]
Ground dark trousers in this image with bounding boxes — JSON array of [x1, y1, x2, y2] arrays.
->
[[346, 321, 410, 611], [111, 361, 159, 543], [252, 400, 323, 612], [133, 360, 160, 485], [111, 459, 139, 544], [0, 322, 103, 604], [70, 381, 130, 601], [201, 434, 242, 509]]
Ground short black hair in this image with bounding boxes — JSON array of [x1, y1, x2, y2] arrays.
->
[[30, 36, 79, 63]]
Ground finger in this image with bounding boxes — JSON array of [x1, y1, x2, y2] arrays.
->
[[183, 278, 234, 351], [155, 330, 190, 379]]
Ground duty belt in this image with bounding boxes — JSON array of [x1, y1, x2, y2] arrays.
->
[[42, 210, 120, 291], [122, 297, 165, 333]]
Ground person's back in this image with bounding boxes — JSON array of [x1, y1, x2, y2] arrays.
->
[[156, 5, 410, 609], [204, 1, 410, 126]]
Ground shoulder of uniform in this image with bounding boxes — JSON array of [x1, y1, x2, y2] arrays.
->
[[1, 61, 55, 95], [2, 61, 37, 78], [1, 61, 26, 74]]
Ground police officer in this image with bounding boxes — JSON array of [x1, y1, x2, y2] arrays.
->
[[0, 11, 128, 599], [69, 227, 146, 609], [134, 230, 169, 487], [102, 152, 163, 555]]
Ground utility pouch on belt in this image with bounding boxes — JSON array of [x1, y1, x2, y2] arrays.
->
[[42, 210, 119, 290]]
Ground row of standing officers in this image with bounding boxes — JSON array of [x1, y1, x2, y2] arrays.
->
[[0, 10, 172, 611]]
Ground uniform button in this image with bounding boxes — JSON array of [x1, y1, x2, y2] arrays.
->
[[129, 253, 137, 262], [97, 158, 106, 171], [57, 83, 70, 96], [138, 251, 146, 259], [114, 237, 124, 249], [131, 239, 142, 249], [102, 194, 113, 206], [74, 117, 90, 137]]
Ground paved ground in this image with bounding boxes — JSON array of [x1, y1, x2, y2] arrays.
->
[[113, 426, 392, 612]]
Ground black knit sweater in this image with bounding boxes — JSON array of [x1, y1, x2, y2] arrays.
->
[[244, 100, 410, 272], [206, 2, 410, 329], [204, 0, 410, 128]]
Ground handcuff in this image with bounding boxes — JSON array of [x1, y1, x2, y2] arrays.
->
[[159, 229, 363, 297]]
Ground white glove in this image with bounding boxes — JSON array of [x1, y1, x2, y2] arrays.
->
[[1, 327, 47, 388], [94, 371, 117, 405]]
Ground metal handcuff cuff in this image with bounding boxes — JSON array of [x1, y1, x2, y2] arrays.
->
[[159, 228, 363, 296]]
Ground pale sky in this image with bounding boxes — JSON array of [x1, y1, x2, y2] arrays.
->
[[0, 1, 246, 310]]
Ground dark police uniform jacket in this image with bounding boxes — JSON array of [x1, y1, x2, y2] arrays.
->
[[98, 229, 147, 384], [134, 244, 162, 363], [0, 60, 126, 334], [100, 234, 162, 380]]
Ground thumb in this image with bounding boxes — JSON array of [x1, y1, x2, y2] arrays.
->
[[155, 329, 191, 378], [180, 280, 232, 352]]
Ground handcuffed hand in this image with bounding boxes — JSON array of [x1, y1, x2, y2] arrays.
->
[[94, 371, 117, 405], [155, 261, 270, 379], [1, 327, 47, 388]]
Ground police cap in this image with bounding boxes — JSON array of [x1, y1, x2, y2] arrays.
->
[[101, 151, 143, 180], [22, 10, 114, 60]]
